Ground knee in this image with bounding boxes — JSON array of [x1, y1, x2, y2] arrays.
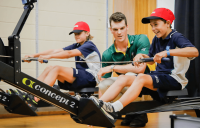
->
[[135, 73, 147, 84], [117, 75, 127, 80], [44, 65, 54, 71], [98, 80, 111, 92], [52, 65, 61, 72], [117, 75, 132, 84]]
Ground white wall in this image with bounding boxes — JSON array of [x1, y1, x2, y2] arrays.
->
[[157, 0, 175, 28]]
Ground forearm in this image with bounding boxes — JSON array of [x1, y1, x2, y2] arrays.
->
[[32, 49, 62, 57], [169, 47, 199, 57], [113, 63, 146, 74], [49, 50, 70, 59]]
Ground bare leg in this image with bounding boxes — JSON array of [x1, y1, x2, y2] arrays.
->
[[35, 66, 76, 102], [37, 66, 54, 81], [100, 75, 136, 102], [119, 74, 157, 107], [42, 66, 75, 86], [99, 90, 102, 98]]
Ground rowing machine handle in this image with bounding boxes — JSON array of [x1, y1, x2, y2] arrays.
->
[[140, 57, 170, 62], [132, 57, 170, 66], [22, 59, 48, 63]]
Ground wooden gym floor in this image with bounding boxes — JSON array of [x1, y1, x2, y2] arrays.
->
[[0, 111, 196, 128]]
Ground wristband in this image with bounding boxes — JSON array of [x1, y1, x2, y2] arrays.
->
[[166, 46, 170, 56]]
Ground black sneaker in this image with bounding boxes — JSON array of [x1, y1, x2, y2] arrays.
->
[[15, 89, 28, 99], [6, 89, 23, 97], [15, 89, 38, 110], [6, 89, 15, 95], [90, 96, 117, 120], [24, 93, 38, 109]]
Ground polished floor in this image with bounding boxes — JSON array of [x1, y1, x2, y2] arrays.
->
[[0, 112, 183, 128]]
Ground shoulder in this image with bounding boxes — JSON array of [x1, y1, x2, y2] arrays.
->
[[79, 41, 98, 50], [63, 43, 77, 50], [171, 31, 184, 39], [129, 34, 150, 44], [102, 44, 114, 59], [82, 41, 96, 47], [168, 31, 187, 43], [170, 31, 194, 48]]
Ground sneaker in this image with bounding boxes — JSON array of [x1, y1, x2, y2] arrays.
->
[[75, 95, 81, 101], [24, 93, 38, 109], [90, 96, 117, 120], [6, 89, 20, 96], [15, 89, 28, 99], [14, 89, 38, 110]]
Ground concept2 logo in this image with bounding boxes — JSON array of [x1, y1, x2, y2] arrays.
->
[[22, 78, 35, 89], [22, 78, 76, 108]]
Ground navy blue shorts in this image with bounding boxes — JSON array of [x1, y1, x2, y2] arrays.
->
[[58, 68, 96, 90], [148, 72, 182, 100]]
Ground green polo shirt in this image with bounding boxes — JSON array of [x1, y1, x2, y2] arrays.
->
[[102, 34, 150, 78]]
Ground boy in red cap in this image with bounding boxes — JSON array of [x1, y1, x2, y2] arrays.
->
[[90, 8, 199, 123], [21, 21, 101, 107]]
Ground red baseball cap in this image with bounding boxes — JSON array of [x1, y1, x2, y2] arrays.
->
[[142, 8, 175, 24], [69, 21, 90, 35]]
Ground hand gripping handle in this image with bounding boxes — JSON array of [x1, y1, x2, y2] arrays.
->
[[140, 57, 170, 62], [22, 58, 48, 63], [132, 57, 170, 66]]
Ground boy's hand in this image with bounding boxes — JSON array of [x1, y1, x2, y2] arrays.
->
[[97, 66, 112, 81], [23, 55, 35, 63], [154, 51, 167, 63], [133, 54, 149, 67], [38, 55, 51, 63]]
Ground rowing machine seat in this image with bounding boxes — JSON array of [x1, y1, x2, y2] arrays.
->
[[69, 87, 99, 97], [166, 88, 188, 96]]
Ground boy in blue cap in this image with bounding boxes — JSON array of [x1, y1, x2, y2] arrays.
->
[[90, 8, 199, 123]]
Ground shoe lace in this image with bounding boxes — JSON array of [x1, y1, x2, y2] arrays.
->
[[103, 102, 114, 113]]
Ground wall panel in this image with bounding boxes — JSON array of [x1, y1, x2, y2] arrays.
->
[[113, 0, 135, 35], [114, 0, 156, 44], [135, 0, 156, 44]]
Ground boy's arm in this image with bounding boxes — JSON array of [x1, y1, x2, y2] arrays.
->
[[154, 47, 199, 63], [39, 49, 82, 60], [23, 48, 64, 62], [30, 48, 64, 58], [133, 54, 153, 66], [133, 47, 199, 66]]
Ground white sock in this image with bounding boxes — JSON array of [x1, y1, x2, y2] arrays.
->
[[111, 100, 124, 112]]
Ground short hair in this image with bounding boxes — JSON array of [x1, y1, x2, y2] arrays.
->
[[109, 12, 127, 27], [160, 18, 172, 29]]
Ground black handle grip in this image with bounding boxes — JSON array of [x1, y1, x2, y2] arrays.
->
[[132, 57, 170, 65], [22, 58, 48, 63], [141, 57, 170, 62]]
